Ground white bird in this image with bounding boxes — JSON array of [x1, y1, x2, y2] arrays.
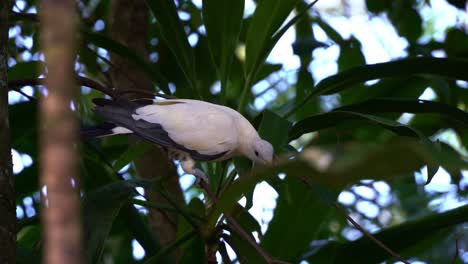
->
[[84, 98, 274, 183]]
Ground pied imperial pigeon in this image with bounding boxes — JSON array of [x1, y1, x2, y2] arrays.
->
[[84, 98, 274, 183]]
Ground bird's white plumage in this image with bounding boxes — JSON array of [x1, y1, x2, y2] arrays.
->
[[91, 97, 274, 184], [132, 99, 258, 158]]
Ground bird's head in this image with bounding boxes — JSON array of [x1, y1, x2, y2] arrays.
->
[[248, 139, 274, 165]]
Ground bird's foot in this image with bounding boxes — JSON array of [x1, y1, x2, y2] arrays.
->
[[193, 168, 209, 188]]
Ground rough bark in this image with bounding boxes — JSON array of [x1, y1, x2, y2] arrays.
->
[[108, 0, 184, 249], [0, 2, 16, 263], [39, 1, 83, 263]]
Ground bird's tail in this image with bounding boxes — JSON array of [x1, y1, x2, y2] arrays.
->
[[81, 123, 118, 140], [81, 122, 133, 140]]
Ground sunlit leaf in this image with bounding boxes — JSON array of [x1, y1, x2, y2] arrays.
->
[[207, 139, 468, 229]]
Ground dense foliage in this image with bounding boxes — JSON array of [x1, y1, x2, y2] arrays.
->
[[7, 0, 468, 263]]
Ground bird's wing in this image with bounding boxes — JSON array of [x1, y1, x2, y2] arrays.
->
[[132, 99, 238, 160]]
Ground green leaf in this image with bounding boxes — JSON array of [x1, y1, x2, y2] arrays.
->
[[315, 58, 468, 96], [82, 31, 170, 94], [83, 179, 156, 263], [365, 0, 392, 13], [389, 6, 422, 43], [335, 98, 468, 126], [8, 61, 45, 80], [338, 37, 365, 71], [289, 57, 468, 115], [207, 139, 468, 229], [239, 0, 318, 111], [225, 232, 267, 264], [17, 225, 41, 253], [112, 141, 151, 172], [307, 204, 468, 263], [177, 198, 206, 264], [261, 176, 333, 261], [258, 110, 292, 154], [202, 0, 244, 102], [10, 102, 38, 155], [244, 0, 298, 77], [288, 110, 424, 141], [231, 203, 262, 236], [145, 0, 198, 96]]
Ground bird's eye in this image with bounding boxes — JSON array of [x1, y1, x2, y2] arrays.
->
[[254, 151, 259, 156]]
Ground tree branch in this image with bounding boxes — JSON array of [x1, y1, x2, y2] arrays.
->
[[0, 1, 16, 263], [8, 77, 114, 98]]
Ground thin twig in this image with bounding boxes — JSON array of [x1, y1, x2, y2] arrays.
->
[[8, 77, 115, 97], [199, 180, 289, 264], [451, 238, 459, 264], [297, 175, 409, 264], [333, 203, 410, 264], [85, 47, 176, 99], [117, 89, 177, 99], [8, 87, 36, 101]]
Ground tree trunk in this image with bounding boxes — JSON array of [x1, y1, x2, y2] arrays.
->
[[0, 2, 16, 263], [108, 0, 184, 251], [39, 1, 83, 263]]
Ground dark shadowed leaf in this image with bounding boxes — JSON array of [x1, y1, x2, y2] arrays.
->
[[307, 204, 468, 263], [289, 110, 425, 141], [112, 141, 151, 172], [177, 198, 205, 264], [258, 110, 292, 153], [83, 179, 157, 263], [8, 61, 45, 80], [335, 98, 468, 126], [10, 102, 38, 155], [313, 58, 468, 97], [224, 232, 266, 264], [289, 57, 468, 116], [261, 176, 333, 262]]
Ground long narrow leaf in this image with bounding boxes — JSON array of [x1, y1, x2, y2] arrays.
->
[[206, 139, 468, 229], [289, 57, 468, 116], [288, 110, 425, 141], [336, 98, 468, 125], [307, 204, 468, 263], [83, 179, 159, 263], [244, 0, 298, 76], [202, 0, 244, 103], [145, 0, 198, 96], [82, 31, 170, 94], [239, 0, 319, 111]]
